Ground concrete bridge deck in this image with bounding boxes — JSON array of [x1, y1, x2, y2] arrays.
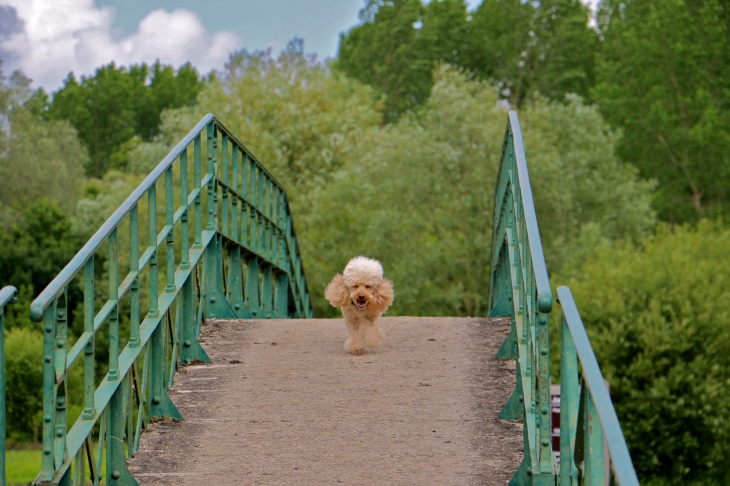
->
[[128, 316, 521, 485]]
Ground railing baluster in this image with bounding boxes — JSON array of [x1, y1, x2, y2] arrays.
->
[[231, 144, 239, 243], [221, 132, 229, 237], [559, 314, 579, 486], [83, 257, 96, 419], [241, 152, 249, 246], [250, 160, 258, 251], [27, 114, 312, 484], [194, 134, 203, 248], [108, 228, 119, 380], [206, 123, 216, 231], [149, 186, 159, 317], [165, 166, 175, 293], [130, 205, 140, 347], [41, 302, 56, 481], [181, 150, 190, 269]]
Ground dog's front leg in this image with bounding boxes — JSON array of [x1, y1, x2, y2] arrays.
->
[[344, 318, 365, 355], [361, 320, 384, 348]]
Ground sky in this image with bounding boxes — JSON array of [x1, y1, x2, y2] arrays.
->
[[0, 0, 598, 92]]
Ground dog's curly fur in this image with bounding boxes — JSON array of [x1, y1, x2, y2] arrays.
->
[[324, 256, 394, 355]]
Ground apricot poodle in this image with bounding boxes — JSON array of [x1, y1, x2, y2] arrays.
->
[[324, 256, 394, 355]]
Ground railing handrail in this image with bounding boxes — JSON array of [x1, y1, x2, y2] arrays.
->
[[495, 111, 552, 313], [30, 114, 212, 320], [29, 113, 292, 321], [30, 113, 310, 484], [557, 286, 640, 486], [0, 286, 17, 309]]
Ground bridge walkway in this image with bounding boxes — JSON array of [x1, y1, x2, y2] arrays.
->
[[127, 316, 521, 485]]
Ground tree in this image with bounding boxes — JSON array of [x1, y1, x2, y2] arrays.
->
[[0, 65, 87, 219], [337, 0, 469, 121], [304, 66, 654, 317], [46, 61, 205, 177], [559, 220, 730, 485], [592, 0, 730, 222], [337, 0, 598, 120], [139, 40, 382, 201]]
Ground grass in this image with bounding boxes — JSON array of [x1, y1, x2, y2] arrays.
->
[[7, 448, 41, 485], [6, 444, 107, 486]]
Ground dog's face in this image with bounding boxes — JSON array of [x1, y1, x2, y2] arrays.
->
[[349, 282, 376, 310]]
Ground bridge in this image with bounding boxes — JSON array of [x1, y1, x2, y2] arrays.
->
[[0, 113, 639, 485]]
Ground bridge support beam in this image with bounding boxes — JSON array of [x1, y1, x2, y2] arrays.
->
[[148, 321, 182, 421], [246, 257, 261, 317], [203, 234, 238, 320], [106, 384, 138, 486], [180, 273, 210, 364], [499, 359, 524, 421], [227, 246, 253, 318]]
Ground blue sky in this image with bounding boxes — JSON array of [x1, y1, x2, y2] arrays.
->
[[0, 0, 592, 91], [96, 0, 484, 58]]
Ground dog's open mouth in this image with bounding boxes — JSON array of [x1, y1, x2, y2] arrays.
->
[[355, 296, 367, 309]]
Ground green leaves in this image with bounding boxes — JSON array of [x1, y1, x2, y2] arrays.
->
[[593, 0, 730, 222], [303, 67, 654, 317], [46, 61, 205, 177], [560, 220, 730, 485], [337, 0, 598, 120]]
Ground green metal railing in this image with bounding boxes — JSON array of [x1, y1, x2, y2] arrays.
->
[[556, 287, 639, 486], [0, 286, 18, 486], [29, 114, 311, 485], [489, 111, 638, 485]]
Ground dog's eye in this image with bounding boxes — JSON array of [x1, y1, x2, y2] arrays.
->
[[365, 285, 371, 289]]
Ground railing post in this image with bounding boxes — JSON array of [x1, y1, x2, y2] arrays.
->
[[0, 287, 17, 486], [82, 258, 96, 420], [584, 389, 606, 485], [559, 314, 579, 486], [53, 292, 69, 473], [0, 299, 4, 486], [41, 303, 55, 482]]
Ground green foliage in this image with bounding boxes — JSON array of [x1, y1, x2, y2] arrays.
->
[[466, 0, 598, 107], [337, 0, 597, 120], [5, 328, 44, 442], [0, 68, 87, 217], [304, 66, 654, 317], [0, 201, 83, 330], [131, 40, 382, 206], [560, 220, 730, 485], [5, 327, 84, 443], [46, 61, 204, 177], [593, 0, 730, 223]]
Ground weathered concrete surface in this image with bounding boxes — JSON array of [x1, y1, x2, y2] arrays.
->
[[128, 317, 522, 485]]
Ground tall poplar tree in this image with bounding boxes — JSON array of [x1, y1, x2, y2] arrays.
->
[[593, 0, 730, 222]]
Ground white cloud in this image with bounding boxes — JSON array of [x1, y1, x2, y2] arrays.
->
[[0, 0, 241, 91]]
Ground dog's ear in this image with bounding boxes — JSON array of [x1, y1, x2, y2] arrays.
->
[[372, 279, 394, 313], [325, 274, 350, 307]]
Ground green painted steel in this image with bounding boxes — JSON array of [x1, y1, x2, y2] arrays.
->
[[0, 286, 18, 486], [489, 111, 555, 484], [557, 286, 640, 486], [28, 114, 312, 485], [489, 112, 639, 485]]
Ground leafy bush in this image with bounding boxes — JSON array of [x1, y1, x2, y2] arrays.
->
[[560, 220, 730, 485], [304, 66, 655, 317]]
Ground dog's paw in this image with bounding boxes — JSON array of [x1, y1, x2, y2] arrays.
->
[[362, 325, 384, 347], [345, 338, 364, 355]]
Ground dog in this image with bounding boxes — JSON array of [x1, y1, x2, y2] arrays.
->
[[325, 256, 394, 355]]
